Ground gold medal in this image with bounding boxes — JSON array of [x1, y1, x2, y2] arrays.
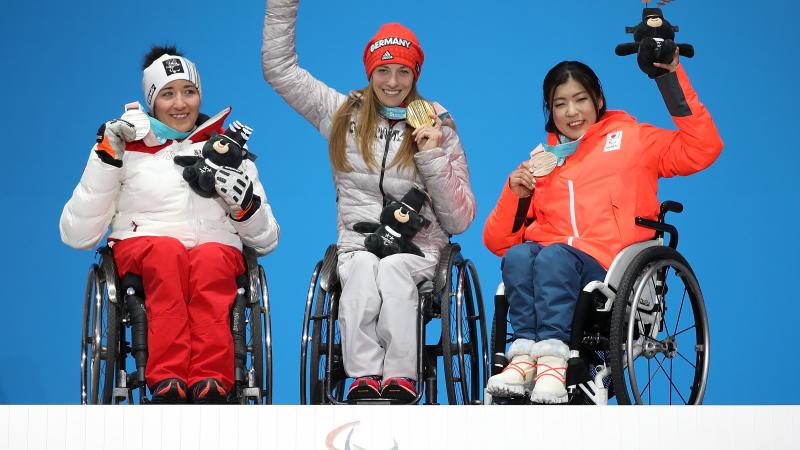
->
[[405, 99, 436, 129], [529, 144, 558, 177]]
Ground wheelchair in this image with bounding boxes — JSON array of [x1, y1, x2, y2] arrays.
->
[[300, 243, 490, 405], [80, 246, 272, 405], [488, 201, 710, 405]]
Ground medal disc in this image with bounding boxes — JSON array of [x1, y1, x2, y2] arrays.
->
[[405, 100, 436, 129], [121, 107, 151, 141], [529, 144, 558, 177]]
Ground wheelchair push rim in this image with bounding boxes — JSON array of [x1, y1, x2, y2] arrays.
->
[[258, 264, 272, 405], [609, 246, 710, 405]]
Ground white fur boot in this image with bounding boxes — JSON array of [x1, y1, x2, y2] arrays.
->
[[486, 339, 536, 397], [530, 339, 570, 404]]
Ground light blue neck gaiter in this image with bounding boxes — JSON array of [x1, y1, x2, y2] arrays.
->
[[148, 116, 192, 143], [543, 134, 581, 166], [377, 104, 407, 121]]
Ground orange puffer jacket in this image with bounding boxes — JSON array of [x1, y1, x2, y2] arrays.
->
[[483, 65, 723, 269]]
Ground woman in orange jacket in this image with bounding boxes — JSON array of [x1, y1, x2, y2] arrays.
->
[[483, 53, 722, 404]]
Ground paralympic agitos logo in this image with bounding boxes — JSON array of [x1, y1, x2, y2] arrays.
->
[[325, 421, 399, 450]]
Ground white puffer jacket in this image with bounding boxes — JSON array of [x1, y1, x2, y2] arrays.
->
[[262, 0, 475, 260], [60, 107, 280, 255]]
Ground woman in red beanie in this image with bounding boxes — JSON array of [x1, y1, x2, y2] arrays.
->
[[483, 55, 722, 403], [263, 0, 476, 402]]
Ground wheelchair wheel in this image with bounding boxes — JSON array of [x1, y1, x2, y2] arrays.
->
[[301, 246, 346, 404], [256, 264, 273, 405], [80, 253, 120, 405], [609, 246, 710, 405], [241, 265, 269, 404], [440, 256, 489, 405]]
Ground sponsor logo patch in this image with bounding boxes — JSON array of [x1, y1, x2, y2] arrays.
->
[[162, 58, 185, 75], [369, 37, 412, 53], [381, 50, 393, 61], [604, 130, 623, 152], [146, 84, 157, 105]]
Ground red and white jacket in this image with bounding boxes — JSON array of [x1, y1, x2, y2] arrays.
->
[[60, 107, 280, 255], [483, 65, 723, 269]]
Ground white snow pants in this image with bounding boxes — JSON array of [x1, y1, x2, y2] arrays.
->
[[337, 250, 437, 380]]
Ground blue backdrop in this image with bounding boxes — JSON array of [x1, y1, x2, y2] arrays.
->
[[1, 0, 796, 404]]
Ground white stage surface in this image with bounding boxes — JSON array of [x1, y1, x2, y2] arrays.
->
[[1, 405, 798, 449]]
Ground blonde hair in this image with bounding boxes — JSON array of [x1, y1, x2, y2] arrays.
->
[[328, 78, 424, 173]]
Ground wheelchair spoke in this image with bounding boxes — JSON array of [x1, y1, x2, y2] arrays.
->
[[673, 324, 696, 338], [674, 349, 697, 369], [672, 286, 688, 336], [638, 356, 661, 404], [653, 354, 689, 404]]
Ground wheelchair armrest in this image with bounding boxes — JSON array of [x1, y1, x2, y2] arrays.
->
[[635, 218, 679, 249], [432, 243, 461, 294], [660, 200, 684, 217], [319, 244, 339, 292]]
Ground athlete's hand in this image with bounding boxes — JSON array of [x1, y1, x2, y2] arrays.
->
[[508, 161, 536, 198], [95, 119, 137, 167], [412, 114, 443, 151], [215, 166, 259, 220], [653, 48, 680, 73]]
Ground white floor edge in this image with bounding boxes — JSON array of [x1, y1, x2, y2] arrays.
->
[[1, 405, 798, 450]]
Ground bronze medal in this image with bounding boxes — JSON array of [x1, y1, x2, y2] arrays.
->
[[529, 144, 558, 177], [405, 100, 436, 129]]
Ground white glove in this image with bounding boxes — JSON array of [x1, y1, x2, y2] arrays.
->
[[215, 166, 259, 220], [95, 119, 137, 167]]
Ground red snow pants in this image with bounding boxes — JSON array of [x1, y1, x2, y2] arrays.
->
[[112, 236, 245, 390]]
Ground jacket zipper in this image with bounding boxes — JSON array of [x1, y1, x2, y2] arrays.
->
[[378, 122, 395, 204], [568, 179, 579, 246]]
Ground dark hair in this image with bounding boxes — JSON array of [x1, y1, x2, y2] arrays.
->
[[542, 61, 606, 134], [142, 45, 183, 70]]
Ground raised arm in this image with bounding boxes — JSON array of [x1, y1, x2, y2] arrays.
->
[[645, 62, 724, 177], [262, 0, 346, 136]]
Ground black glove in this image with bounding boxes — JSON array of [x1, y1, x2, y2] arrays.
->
[[214, 166, 260, 221]]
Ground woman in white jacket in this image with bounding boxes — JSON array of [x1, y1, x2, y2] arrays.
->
[[61, 46, 280, 404], [263, 0, 475, 401]]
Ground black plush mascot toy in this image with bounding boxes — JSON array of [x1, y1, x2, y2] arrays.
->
[[354, 187, 431, 258], [174, 121, 255, 197], [615, 7, 694, 78]]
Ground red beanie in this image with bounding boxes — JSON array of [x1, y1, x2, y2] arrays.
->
[[363, 23, 425, 80]]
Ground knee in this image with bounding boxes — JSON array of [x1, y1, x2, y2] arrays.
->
[[533, 244, 575, 271], [340, 251, 379, 286], [377, 254, 406, 274], [350, 251, 380, 269], [191, 244, 243, 278], [375, 255, 410, 291], [501, 244, 534, 280], [144, 237, 189, 268]]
